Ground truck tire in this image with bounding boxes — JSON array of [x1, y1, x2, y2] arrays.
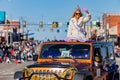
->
[[14, 71, 23, 79], [109, 72, 119, 80], [113, 73, 119, 80], [85, 76, 93, 80], [72, 73, 93, 80], [72, 73, 84, 80]]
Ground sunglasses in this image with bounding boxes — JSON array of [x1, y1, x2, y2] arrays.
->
[[75, 13, 80, 15]]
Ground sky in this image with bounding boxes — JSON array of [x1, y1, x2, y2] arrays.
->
[[0, 0, 120, 41]]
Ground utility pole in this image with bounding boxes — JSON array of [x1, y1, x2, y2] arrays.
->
[[5, 20, 10, 45], [10, 31, 13, 44], [90, 21, 92, 40], [103, 13, 107, 41]]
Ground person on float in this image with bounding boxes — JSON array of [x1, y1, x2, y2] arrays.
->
[[66, 7, 91, 42]]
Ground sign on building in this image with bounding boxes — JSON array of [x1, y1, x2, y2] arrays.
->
[[0, 11, 6, 24]]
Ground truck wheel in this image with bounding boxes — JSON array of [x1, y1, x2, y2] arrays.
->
[[109, 72, 119, 80], [113, 73, 119, 80], [86, 76, 93, 80], [72, 74, 84, 80], [72, 73, 93, 80]]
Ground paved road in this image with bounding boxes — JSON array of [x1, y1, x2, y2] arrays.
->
[[0, 58, 120, 80], [0, 61, 34, 80]]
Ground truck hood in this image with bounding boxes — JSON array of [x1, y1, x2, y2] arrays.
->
[[27, 62, 90, 70]]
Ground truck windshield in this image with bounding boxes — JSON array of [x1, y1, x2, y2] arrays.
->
[[40, 44, 90, 59]]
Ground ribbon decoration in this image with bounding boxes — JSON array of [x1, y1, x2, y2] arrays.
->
[[72, 20, 87, 36]]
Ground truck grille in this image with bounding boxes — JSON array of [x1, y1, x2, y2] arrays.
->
[[25, 68, 65, 80]]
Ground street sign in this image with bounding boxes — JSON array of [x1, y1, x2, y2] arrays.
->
[[24, 33, 34, 36]]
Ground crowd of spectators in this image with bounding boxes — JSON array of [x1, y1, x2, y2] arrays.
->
[[0, 40, 39, 64]]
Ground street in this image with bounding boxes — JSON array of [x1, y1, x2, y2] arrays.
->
[[0, 58, 120, 80], [0, 61, 34, 80]]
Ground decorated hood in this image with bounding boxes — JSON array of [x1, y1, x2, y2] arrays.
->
[[27, 62, 90, 71]]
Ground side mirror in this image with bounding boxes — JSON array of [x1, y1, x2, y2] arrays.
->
[[33, 54, 38, 61], [14, 71, 23, 79]]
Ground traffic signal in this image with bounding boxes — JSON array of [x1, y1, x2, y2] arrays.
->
[[39, 21, 43, 28], [20, 33, 24, 41], [57, 29, 60, 33], [67, 22, 69, 27], [22, 21, 26, 27], [65, 29, 67, 32], [50, 28, 53, 32], [52, 22, 58, 28], [96, 22, 100, 27]]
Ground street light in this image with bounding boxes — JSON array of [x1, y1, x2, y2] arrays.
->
[[5, 20, 10, 44]]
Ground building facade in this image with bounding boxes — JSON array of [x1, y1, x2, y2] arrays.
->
[[0, 20, 20, 44], [102, 13, 120, 46]]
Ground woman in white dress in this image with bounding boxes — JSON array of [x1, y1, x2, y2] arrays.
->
[[66, 7, 91, 42]]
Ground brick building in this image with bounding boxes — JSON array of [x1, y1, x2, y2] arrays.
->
[[102, 13, 120, 36], [0, 20, 20, 43], [102, 13, 120, 46]]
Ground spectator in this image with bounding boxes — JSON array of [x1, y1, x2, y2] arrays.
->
[[91, 29, 97, 41]]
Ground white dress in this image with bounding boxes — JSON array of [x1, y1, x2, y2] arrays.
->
[[66, 13, 91, 42]]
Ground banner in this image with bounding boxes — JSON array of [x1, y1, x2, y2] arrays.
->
[[0, 11, 6, 24]]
